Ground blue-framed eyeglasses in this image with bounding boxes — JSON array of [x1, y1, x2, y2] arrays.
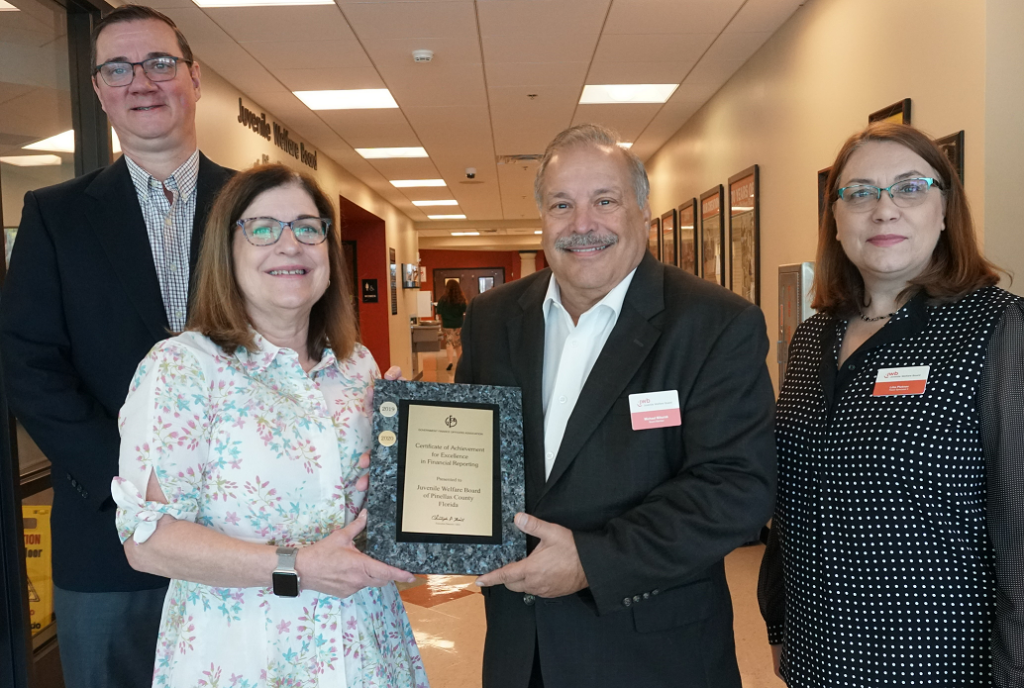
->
[[836, 177, 943, 211], [236, 217, 331, 246], [93, 56, 191, 87]]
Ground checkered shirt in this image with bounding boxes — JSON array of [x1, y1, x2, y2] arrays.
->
[[125, 150, 200, 331]]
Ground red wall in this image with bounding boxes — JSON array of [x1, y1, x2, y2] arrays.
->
[[419, 249, 523, 298], [339, 197, 389, 371]]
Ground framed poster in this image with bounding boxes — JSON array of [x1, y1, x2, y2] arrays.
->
[[699, 185, 725, 286], [648, 217, 661, 260], [389, 247, 398, 315], [817, 166, 832, 224], [935, 130, 964, 183], [677, 199, 697, 275], [868, 98, 911, 125], [660, 209, 677, 267], [728, 165, 760, 304]]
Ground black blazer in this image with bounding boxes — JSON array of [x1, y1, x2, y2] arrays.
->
[[0, 154, 233, 592], [456, 253, 776, 688]]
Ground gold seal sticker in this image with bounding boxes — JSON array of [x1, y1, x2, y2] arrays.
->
[[379, 401, 398, 418], [378, 430, 397, 447]]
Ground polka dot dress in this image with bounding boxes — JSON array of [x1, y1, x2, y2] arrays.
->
[[767, 286, 1023, 687]]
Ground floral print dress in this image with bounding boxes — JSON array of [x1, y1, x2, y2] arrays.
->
[[113, 331, 429, 688]]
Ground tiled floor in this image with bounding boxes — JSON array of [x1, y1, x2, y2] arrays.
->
[[400, 352, 785, 688]]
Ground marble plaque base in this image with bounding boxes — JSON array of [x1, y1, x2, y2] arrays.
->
[[367, 379, 526, 575]]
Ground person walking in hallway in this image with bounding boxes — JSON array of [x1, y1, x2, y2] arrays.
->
[[436, 278, 467, 372], [0, 6, 233, 687], [458, 123, 777, 688]]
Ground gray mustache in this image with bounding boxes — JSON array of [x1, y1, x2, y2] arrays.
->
[[553, 233, 619, 250]]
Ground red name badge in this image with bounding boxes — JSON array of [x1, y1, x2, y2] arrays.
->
[[873, 365, 930, 396], [628, 391, 682, 430]]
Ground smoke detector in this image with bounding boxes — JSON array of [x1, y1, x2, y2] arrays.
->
[[412, 49, 434, 63]]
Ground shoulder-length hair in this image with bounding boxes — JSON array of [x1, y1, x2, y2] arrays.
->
[[439, 279, 466, 307], [188, 164, 358, 362], [812, 122, 1000, 317]]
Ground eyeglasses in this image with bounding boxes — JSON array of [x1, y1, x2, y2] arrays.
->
[[93, 56, 191, 87], [236, 217, 331, 246], [836, 177, 943, 211]]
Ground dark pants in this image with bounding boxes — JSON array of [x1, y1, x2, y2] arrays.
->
[[528, 640, 544, 688], [53, 584, 167, 688]]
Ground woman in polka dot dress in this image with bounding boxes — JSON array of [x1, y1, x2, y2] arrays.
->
[[758, 123, 1024, 687]]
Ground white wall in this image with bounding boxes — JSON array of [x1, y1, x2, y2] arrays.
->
[[194, 67, 419, 373], [644, 0, 989, 391]]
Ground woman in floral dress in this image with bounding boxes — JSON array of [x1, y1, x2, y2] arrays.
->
[[112, 164, 430, 687]]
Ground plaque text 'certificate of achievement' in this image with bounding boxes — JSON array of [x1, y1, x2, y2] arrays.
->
[[367, 380, 526, 574]]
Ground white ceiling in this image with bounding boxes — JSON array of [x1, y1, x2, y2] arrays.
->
[[112, 0, 802, 233]]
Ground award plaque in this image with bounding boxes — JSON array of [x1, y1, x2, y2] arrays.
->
[[367, 379, 526, 574]]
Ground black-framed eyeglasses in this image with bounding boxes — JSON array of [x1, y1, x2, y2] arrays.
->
[[836, 177, 944, 212], [93, 56, 191, 87], [236, 217, 331, 246]]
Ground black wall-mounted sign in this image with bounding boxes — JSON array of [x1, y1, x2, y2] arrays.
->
[[362, 279, 379, 303]]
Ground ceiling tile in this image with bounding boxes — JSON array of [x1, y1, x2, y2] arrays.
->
[[491, 101, 577, 155], [205, 6, 354, 43], [485, 62, 589, 88], [683, 57, 746, 86], [362, 157, 441, 180], [571, 103, 663, 141], [383, 62, 488, 108], [702, 32, 772, 63], [360, 37, 483, 68], [667, 81, 721, 104], [317, 109, 422, 148], [341, 1, 477, 40], [478, 0, 609, 63], [586, 62, 690, 84], [726, 0, 805, 34], [273, 67, 385, 92], [603, 0, 745, 35], [591, 33, 715, 65], [631, 101, 701, 158], [487, 84, 578, 108], [240, 40, 372, 71]]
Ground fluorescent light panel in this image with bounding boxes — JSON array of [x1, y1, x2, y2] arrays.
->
[[24, 128, 121, 154], [617, 142, 633, 149], [412, 200, 458, 207], [0, 154, 62, 167], [0, 0, 19, 10], [430, 214, 466, 220], [391, 179, 446, 188], [193, 0, 331, 5], [580, 84, 678, 104], [534, 230, 543, 234], [356, 147, 427, 159], [294, 89, 398, 110], [451, 231, 479, 236]]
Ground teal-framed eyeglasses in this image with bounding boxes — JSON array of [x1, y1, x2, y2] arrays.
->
[[93, 56, 191, 87], [836, 177, 944, 211], [236, 217, 331, 246]]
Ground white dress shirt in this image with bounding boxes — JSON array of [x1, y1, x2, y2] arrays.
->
[[541, 268, 637, 479]]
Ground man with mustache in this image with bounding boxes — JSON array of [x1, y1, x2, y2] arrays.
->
[[0, 6, 232, 687], [459, 124, 776, 688]]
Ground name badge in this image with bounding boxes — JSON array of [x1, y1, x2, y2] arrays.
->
[[628, 391, 681, 430], [872, 365, 930, 396]]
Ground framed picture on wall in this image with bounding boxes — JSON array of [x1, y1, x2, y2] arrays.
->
[[868, 98, 911, 125], [728, 165, 760, 304], [817, 166, 832, 224], [699, 185, 725, 286], [935, 130, 965, 183], [648, 217, 661, 260], [660, 209, 677, 267], [677, 199, 697, 275]]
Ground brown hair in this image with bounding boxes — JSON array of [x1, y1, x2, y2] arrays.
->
[[439, 279, 466, 307], [91, 5, 194, 70], [188, 164, 358, 362], [812, 122, 1000, 317]]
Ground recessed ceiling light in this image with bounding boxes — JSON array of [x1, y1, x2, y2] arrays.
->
[[430, 214, 466, 220], [356, 147, 428, 159], [24, 130, 75, 153], [617, 142, 633, 149], [534, 230, 543, 235], [294, 89, 398, 110], [0, 154, 62, 166], [412, 200, 458, 207], [579, 84, 678, 104], [391, 179, 446, 188], [193, 0, 332, 5], [24, 128, 122, 154], [0, 0, 19, 10], [451, 231, 479, 236]]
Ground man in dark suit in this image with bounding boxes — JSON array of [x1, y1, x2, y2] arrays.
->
[[461, 124, 776, 688], [0, 6, 232, 687]]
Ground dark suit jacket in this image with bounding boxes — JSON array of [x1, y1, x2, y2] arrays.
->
[[0, 153, 233, 592], [456, 252, 776, 688]]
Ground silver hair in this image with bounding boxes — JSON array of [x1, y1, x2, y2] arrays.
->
[[533, 123, 650, 210]]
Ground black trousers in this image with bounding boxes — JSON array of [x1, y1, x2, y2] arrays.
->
[[53, 584, 168, 688], [529, 640, 544, 688]]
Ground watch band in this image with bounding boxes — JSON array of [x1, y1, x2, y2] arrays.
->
[[272, 546, 300, 597]]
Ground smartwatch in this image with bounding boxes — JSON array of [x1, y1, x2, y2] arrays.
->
[[272, 547, 300, 597]]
